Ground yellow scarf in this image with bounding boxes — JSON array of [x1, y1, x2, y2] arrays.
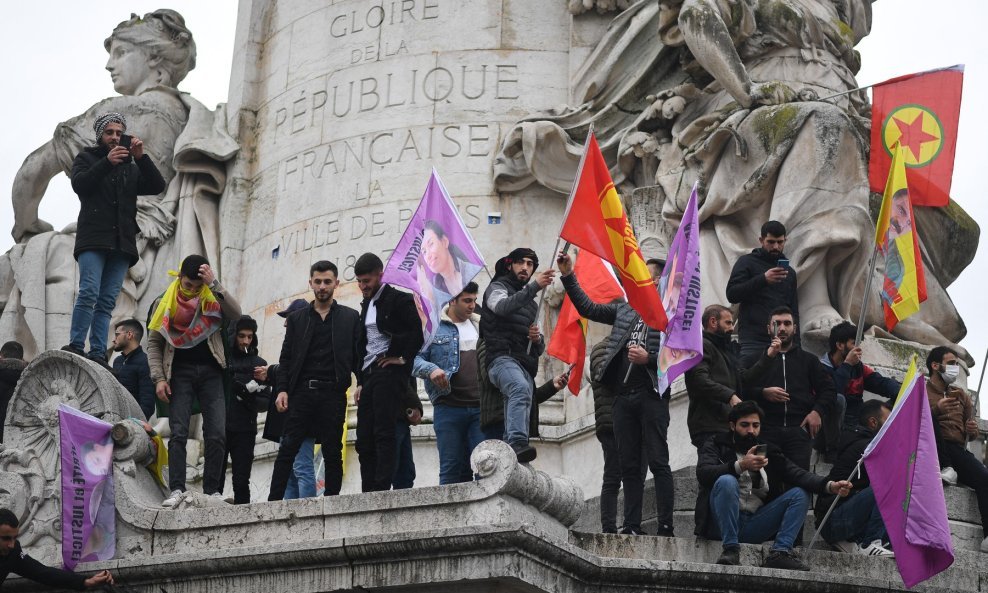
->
[[148, 273, 223, 348]]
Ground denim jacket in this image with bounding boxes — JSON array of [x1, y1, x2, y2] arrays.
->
[[413, 308, 480, 404]]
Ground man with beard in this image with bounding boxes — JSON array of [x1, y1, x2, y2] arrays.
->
[[742, 307, 837, 470], [696, 401, 852, 570], [63, 113, 165, 366], [148, 255, 241, 507], [354, 253, 423, 492], [268, 261, 364, 500], [815, 400, 894, 557], [480, 248, 555, 463], [926, 346, 988, 552], [557, 250, 672, 536], [110, 318, 155, 419], [726, 221, 799, 366], [685, 305, 779, 449]]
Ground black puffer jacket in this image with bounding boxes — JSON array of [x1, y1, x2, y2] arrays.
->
[[70, 145, 166, 264], [561, 273, 663, 391], [589, 341, 614, 435], [480, 273, 543, 377], [725, 248, 799, 346]]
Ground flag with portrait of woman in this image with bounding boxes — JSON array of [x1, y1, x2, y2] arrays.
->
[[383, 169, 487, 347]]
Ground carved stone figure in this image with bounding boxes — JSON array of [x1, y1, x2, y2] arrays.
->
[[495, 0, 978, 356], [1, 10, 238, 357]]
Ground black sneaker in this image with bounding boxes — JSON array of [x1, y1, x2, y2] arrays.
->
[[655, 525, 675, 538], [716, 546, 740, 566], [86, 352, 112, 370], [512, 444, 537, 463], [619, 527, 644, 536], [762, 550, 810, 571], [61, 344, 85, 356], [601, 527, 618, 534]]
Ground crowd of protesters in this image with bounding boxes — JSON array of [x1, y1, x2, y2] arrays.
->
[[0, 113, 986, 587]]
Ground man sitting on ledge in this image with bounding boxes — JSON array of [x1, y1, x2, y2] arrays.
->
[[695, 401, 852, 571]]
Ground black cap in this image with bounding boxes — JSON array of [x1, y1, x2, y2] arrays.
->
[[277, 298, 309, 318]]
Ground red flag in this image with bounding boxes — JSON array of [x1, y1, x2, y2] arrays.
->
[[869, 66, 964, 207], [547, 250, 624, 395], [560, 133, 667, 330]]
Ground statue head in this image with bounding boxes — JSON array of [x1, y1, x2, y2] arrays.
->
[[104, 9, 196, 95]]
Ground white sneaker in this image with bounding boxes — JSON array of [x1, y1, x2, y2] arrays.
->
[[832, 540, 858, 554], [941, 467, 959, 485], [161, 490, 184, 509], [980, 536, 988, 553], [856, 540, 895, 558]]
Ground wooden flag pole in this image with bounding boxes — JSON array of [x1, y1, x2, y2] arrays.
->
[[854, 245, 881, 347]]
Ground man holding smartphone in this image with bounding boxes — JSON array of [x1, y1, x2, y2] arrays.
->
[[726, 221, 799, 367], [64, 112, 165, 365]]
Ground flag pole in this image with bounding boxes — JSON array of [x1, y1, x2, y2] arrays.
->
[[527, 123, 596, 355], [807, 457, 863, 552], [623, 326, 647, 385], [854, 245, 881, 346]]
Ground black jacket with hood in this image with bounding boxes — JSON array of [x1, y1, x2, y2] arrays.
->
[[725, 248, 799, 346]]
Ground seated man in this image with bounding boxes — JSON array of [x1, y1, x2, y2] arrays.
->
[[926, 346, 988, 552], [695, 401, 851, 570], [815, 400, 894, 557], [820, 322, 900, 430]]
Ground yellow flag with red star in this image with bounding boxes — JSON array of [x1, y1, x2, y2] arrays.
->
[[559, 132, 667, 330]]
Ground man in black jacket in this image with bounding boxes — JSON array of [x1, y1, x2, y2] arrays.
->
[[685, 305, 778, 449], [0, 509, 113, 589], [743, 306, 838, 470], [64, 112, 166, 365], [268, 261, 365, 500], [110, 318, 155, 419], [354, 253, 424, 492], [480, 248, 554, 463], [224, 316, 268, 504], [0, 342, 27, 442], [558, 250, 673, 536], [697, 401, 851, 570], [726, 220, 798, 366], [815, 400, 894, 557]]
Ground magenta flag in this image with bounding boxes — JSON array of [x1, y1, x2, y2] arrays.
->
[[382, 169, 486, 347], [59, 405, 115, 570], [863, 363, 953, 588], [656, 184, 702, 393]]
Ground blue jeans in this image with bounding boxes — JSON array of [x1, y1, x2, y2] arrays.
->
[[821, 487, 887, 546], [284, 437, 316, 499], [433, 404, 484, 484], [710, 474, 810, 551], [392, 421, 415, 489], [167, 362, 226, 494], [487, 356, 533, 448], [69, 250, 130, 357]]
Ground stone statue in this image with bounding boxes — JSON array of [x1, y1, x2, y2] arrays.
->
[[1, 9, 238, 357], [495, 0, 978, 357]]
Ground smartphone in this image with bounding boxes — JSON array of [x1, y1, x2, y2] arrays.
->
[[754, 444, 768, 456], [772, 321, 779, 337], [777, 258, 790, 268], [119, 134, 132, 149]]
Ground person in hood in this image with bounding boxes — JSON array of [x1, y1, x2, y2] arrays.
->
[[479, 248, 555, 463], [223, 316, 268, 504], [726, 220, 799, 366]]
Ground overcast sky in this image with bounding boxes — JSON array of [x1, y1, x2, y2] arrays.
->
[[1, 1, 985, 399]]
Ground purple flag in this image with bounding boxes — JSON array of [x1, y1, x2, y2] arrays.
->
[[59, 405, 115, 570], [382, 169, 486, 347], [656, 184, 702, 393], [863, 360, 953, 588]]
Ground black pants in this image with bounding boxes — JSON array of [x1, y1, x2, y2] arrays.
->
[[942, 440, 988, 536], [224, 431, 255, 504], [268, 388, 348, 500], [597, 430, 621, 533], [612, 386, 673, 533], [356, 368, 407, 492], [760, 424, 813, 470]]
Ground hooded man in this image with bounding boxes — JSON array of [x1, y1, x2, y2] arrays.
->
[[223, 316, 268, 504], [479, 247, 555, 462]]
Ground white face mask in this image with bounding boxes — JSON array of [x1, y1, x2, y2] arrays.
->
[[941, 363, 960, 385]]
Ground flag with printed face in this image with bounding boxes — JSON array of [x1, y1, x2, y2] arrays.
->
[[876, 143, 927, 331], [547, 249, 624, 395], [383, 169, 486, 348], [863, 357, 953, 588], [59, 405, 115, 570], [559, 132, 667, 331], [655, 184, 703, 393], [869, 65, 964, 207]]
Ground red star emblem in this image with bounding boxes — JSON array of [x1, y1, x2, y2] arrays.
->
[[892, 112, 939, 161], [603, 215, 635, 269]]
